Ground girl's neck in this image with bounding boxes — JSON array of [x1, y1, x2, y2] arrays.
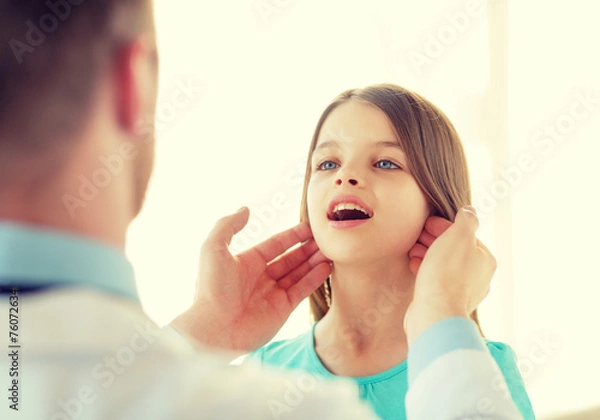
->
[[314, 257, 415, 376]]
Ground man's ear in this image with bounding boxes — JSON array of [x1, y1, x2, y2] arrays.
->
[[113, 38, 147, 134]]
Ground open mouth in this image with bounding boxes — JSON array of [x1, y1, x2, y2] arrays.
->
[[328, 204, 373, 221]]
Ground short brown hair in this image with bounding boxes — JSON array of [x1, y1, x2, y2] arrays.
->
[[0, 0, 151, 172], [300, 84, 482, 331]]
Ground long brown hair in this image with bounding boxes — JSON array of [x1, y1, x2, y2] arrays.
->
[[299, 84, 481, 331]]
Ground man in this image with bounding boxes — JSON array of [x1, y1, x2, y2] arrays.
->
[[0, 1, 521, 418]]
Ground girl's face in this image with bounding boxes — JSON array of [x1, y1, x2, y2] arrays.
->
[[307, 100, 430, 265]]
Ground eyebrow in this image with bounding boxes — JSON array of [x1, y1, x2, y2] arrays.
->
[[314, 140, 404, 152]]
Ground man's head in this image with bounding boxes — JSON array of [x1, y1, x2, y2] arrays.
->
[[0, 0, 159, 239]]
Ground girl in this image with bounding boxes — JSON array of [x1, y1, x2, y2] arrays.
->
[[247, 84, 534, 420]]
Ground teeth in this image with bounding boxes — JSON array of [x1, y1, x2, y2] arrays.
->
[[333, 203, 372, 217]]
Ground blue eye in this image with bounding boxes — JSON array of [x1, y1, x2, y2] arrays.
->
[[318, 161, 339, 171], [375, 160, 400, 170]]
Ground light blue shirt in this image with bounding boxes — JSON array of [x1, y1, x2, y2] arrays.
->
[[0, 221, 138, 299], [249, 320, 533, 419]]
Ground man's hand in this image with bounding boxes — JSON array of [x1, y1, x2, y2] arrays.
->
[[170, 207, 331, 354], [405, 207, 496, 345]]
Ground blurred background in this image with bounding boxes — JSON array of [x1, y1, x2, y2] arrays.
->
[[126, 1, 600, 418]]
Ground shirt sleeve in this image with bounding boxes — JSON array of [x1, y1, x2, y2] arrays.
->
[[242, 345, 265, 364], [162, 342, 382, 420], [406, 317, 524, 420], [161, 324, 197, 350], [486, 342, 536, 419]]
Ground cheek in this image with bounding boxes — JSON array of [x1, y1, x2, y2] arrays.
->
[[381, 191, 429, 248], [306, 180, 334, 252], [306, 180, 322, 223], [306, 187, 315, 223]]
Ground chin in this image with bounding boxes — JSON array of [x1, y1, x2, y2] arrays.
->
[[319, 234, 413, 266], [319, 242, 375, 265]]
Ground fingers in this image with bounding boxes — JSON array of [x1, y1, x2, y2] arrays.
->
[[408, 243, 427, 260], [475, 239, 497, 272], [251, 223, 314, 263], [450, 208, 495, 274], [423, 216, 453, 238], [476, 238, 490, 254], [274, 249, 329, 290], [421, 207, 478, 245], [416, 230, 437, 248], [454, 206, 479, 233], [266, 239, 324, 280], [203, 207, 250, 252], [408, 257, 422, 276], [285, 262, 332, 308]]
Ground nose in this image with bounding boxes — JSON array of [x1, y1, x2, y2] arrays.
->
[[334, 161, 363, 187], [335, 178, 358, 186]]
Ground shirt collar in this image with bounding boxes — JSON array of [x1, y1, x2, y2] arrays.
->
[[0, 221, 138, 300]]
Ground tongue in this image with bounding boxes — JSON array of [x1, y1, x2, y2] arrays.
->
[[334, 209, 369, 221]]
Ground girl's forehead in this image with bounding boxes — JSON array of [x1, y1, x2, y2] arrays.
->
[[316, 101, 400, 149]]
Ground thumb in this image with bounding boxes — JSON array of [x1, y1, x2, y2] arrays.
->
[[454, 205, 479, 234], [204, 207, 250, 252]]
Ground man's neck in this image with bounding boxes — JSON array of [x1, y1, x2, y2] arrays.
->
[[0, 151, 133, 250]]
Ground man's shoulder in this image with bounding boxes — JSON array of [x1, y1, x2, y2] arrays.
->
[[7, 292, 378, 419]]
